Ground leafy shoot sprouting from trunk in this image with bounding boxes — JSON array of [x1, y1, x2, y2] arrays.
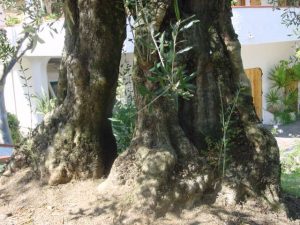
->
[[218, 79, 241, 177], [19, 60, 34, 136], [127, 0, 200, 111]]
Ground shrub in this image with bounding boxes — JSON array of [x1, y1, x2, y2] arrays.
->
[[34, 93, 57, 115], [281, 146, 300, 174], [110, 101, 136, 154], [266, 60, 300, 124], [281, 146, 300, 197], [7, 112, 22, 144]]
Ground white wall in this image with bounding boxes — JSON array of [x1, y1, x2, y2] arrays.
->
[[232, 7, 299, 45], [4, 57, 51, 133], [4, 20, 65, 58], [241, 41, 298, 124], [5, 58, 34, 133], [47, 70, 59, 82], [4, 8, 300, 131]]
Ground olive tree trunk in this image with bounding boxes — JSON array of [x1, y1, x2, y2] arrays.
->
[[99, 0, 280, 216], [6, 0, 126, 185], [178, 0, 280, 200]]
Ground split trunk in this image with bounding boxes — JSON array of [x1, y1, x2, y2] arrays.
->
[[100, 0, 280, 215]]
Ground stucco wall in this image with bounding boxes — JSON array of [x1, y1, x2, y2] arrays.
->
[[5, 58, 36, 133], [3, 8, 300, 133], [232, 7, 298, 45], [4, 57, 51, 133]]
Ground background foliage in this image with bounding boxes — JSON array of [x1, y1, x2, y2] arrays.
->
[[7, 112, 22, 144], [266, 60, 300, 124]]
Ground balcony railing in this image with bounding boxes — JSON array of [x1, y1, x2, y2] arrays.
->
[[0, 144, 14, 163]]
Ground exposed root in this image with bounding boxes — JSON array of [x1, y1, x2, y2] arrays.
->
[[4, 105, 110, 185], [98, 141, 214, 217]]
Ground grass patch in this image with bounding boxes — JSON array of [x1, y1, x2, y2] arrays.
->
[[280, 143, 300, 197], [281, 171, 300, 197]]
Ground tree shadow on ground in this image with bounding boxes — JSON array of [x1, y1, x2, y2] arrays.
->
[[68, 199, 117, 221], [209, 205, 294, 225], [283, 195, 300, 220], [68, 196, 146, 225], [209, 206, 263, 225]]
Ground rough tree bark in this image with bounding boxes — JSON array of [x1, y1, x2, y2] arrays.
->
[[178, 0, 280, 201], [6, 0, 126, 185], [99, 0, 280, 217], [44, 0, 53, 14]]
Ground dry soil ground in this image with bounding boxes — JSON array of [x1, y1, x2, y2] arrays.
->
[[0, 168, 299, 225], [0, 137, 300, 225]]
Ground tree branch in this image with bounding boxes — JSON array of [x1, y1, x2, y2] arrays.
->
[[1, 32, 32, 84]]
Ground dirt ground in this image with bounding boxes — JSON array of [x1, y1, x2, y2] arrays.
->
[[0, 167, 299, 225], [1, 133, 300, 225]]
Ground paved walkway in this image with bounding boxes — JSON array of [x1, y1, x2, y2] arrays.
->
[[265, 120, 300, 151], [276, 137, 300, 151], [266, 120, 300, 138]]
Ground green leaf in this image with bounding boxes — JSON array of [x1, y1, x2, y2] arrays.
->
[[37, 36, 45, 44], [31, 35, 38, 52], [174, 0, 180, 21], [147, 76, 159, 82], [109, 118, 122, 123], [292, 63, 300, 80], [180, 20, 200, 31], [159, 32, 165, 54], [177, 46, 193, 54], [138, 85, 151, 96]]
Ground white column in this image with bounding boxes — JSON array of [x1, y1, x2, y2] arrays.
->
[[30, 57, 50, 123], [31, 57, 50, 97]]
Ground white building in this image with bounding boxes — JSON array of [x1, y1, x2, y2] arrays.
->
[[3, 4, 300, 132], [4, 20, 65, 132]]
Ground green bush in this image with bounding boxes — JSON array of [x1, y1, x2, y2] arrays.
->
[[281, 172, 300, 198], [281, 147, 300, 174], [7, 112, 22, 144], [34, 93, 57, 115], [280, 145, 300, 197], [110, 101, 136, 154], [266, 60, 300, 124]]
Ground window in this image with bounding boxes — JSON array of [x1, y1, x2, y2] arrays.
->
[[49, 81, 58, 98]]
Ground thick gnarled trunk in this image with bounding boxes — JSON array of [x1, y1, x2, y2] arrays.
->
[[6, 0, 126, 185], [178, 0, 280, 199], [100, 0, 280, 217]]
